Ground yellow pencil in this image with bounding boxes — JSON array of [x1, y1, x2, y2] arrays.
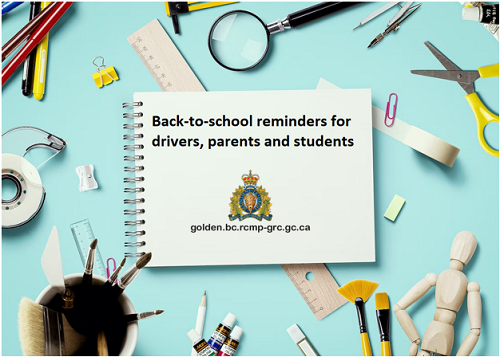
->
[[33, 1, 50, 101]]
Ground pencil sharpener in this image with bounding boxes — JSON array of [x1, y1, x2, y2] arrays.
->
[[2, 126, 66, 229]]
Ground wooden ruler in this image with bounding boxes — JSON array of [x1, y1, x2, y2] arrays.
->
[[127, 19, 205, 92], [126, 20, 346, 322], [281, 264, 347, 321]]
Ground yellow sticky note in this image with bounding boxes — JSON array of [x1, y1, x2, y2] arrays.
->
[[384, 195, 405, 222]]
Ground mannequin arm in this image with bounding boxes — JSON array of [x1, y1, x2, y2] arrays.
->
[[393, 273, 438, 356], [456, 282, 481, 356]]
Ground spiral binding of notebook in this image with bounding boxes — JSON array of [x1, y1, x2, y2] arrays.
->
[[123, 101, 146, 258]]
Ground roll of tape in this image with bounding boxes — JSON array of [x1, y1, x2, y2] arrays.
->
[[2, 153, 45, 229], [317, 78, 460, 167]]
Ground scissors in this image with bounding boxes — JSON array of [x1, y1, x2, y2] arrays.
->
[[411, 41, 499, 157]]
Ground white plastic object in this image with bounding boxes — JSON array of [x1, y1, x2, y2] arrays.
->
[[222, 313, 236, 327], [76, 164, 98, 192], [462, 7, 480, 21], [230, 326, 243, 340], [287, 324, 305, 344], [187, 329, 202, 343], [41, 226, 65, 295]]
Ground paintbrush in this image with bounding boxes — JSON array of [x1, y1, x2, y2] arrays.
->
[[97, 331, 108, 356], [123, 309, 164, 323], [102, 258, 126, 290], [112, 253, 152, 296], [82, 239, 98, 287], [337, 279, 379, 356], [375, 293, 392, 356], [18, 298, 86, 356]]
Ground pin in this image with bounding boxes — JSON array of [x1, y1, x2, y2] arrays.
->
[[385, 93, 398, 127], [92, 56, 119, 88]]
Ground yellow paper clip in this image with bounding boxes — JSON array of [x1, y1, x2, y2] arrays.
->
[[92, 56, 119, 88]]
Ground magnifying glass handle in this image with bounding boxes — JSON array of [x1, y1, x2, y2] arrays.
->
[[287, 2, 363, 28]]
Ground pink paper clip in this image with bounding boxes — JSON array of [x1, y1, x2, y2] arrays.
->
[[385, 93, 398, 127], [106, 257, 116, 280]]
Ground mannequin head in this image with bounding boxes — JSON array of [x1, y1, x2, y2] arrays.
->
[[450, 231, 477, 267]]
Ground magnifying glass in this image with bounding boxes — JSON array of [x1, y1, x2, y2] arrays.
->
[[208, 2, 361, 71]]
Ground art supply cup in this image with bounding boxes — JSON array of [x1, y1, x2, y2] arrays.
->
[[36, 273, 139, 356]]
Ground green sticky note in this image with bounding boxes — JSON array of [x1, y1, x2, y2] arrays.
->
[[384, 195, 406, 222]]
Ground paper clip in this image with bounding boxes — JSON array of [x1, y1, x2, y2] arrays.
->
[[106, 257, 116, 280], [385, 93, 398, 127], [92, 56, 119, 88]]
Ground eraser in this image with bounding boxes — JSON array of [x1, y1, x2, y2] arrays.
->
[[384, 194, 405, 222]]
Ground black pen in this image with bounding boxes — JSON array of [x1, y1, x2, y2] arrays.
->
[[82, 239, 98, 287], [21, 2, 40, 97]]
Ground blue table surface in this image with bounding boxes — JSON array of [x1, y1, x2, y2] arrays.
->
[[2, 2, 499, 356]]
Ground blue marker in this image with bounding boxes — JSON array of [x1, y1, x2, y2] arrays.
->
[[2, 2, 24, 15]]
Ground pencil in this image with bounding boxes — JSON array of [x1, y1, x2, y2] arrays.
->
[[1, 2, 57, 61], [2, 2, 72, 85], [191, 291, 207, 356]]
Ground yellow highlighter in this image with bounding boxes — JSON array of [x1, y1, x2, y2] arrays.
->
[[33, 1, 50, 100]]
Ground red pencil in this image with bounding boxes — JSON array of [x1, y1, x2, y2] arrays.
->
[[2, 1, 57, 62], [2, 2, 72, 86]]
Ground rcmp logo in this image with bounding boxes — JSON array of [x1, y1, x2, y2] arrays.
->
[[229, 170, 272, 221]]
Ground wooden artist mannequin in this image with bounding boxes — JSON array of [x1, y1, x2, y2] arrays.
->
[[393, 231, 481, 356]]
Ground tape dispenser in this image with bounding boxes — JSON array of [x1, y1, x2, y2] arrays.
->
[[2, 126, 66, 229]]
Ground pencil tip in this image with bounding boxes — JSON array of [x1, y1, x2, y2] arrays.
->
[[204, 290, 206, 296], [90, 239, 98, 249]]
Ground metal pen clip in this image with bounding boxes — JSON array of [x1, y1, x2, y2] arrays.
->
[[385, 93, 398, 127], [106, 257, 116, 280]]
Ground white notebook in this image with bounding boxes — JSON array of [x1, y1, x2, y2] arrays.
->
[[123, 90, 375, 266]]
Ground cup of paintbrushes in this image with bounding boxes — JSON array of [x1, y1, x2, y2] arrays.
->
[[36, 274, 139, 356]]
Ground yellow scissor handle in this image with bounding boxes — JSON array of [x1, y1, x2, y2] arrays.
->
[[465, 92, 499, 157], [478, 63, 499, 78]]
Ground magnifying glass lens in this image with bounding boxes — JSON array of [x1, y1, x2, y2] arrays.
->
[[209, 11, 269, 71]]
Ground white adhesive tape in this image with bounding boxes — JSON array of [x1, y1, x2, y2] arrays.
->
[[317, 78, 460, 167], [2, 154, 45, 229]]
